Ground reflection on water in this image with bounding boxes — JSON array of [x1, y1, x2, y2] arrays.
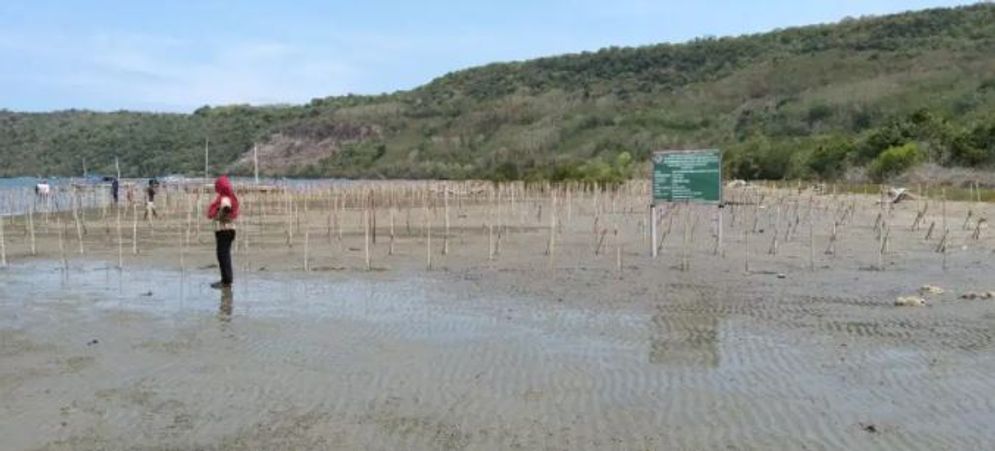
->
[[219, 288, 233, 321], [649, 309, 721, 368], [0, 260, 444, 323], [0, 259, 731, 373]]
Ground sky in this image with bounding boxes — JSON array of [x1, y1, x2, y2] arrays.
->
[[0, 0, 978, 112]]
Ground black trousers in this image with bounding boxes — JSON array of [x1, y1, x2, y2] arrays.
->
[[215, 230, 236, 285]]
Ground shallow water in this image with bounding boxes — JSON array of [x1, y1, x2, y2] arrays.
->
[[2, 261, 995, 450]]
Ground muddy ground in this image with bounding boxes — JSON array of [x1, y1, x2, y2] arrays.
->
[[2, 184, 995, 450]]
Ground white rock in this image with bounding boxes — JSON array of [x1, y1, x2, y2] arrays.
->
[[895, 296, 927, 307]]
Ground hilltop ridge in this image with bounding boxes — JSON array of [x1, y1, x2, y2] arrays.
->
[[2, 3, 994, 182]]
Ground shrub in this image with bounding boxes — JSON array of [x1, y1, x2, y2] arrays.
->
[[807, 136, 854, 179], [867, 142, 923, 181]]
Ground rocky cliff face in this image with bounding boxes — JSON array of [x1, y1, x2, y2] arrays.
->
[[231, 123, 381, 174]]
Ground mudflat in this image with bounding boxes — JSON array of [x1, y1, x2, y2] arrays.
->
[[2, 183, 995, 450]]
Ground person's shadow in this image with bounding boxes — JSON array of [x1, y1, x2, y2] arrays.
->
[[218, 287, 234, 322]]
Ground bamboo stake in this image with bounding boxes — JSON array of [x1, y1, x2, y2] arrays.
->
[[682, 202, 691, 271], [369, 190, 376, 245], [27, 205, 36, 256], [942, 188, 948, 235], [616, 224, 623, 278], [58, 218, 68, 273], [911, 203, 928, 231], [488, 209, 494, 262], [389, 205, 395, 256], [116, 197, 123, 269], [714, 205, 723, 256], [745, 201, 752, 273], [808, 196, 815, 271], [180, 218, 187, 273], [567, 187, 573, 224], [304, 231, 311, 272], [443, 185, 450, 255], [184, 193, 192, 248], [132, 200, 138, 255], [878, 218, 886, 271], [73, 196, 84, 255], [365, 202, 372, 271], [495, 216, 503, 258], [769, 201, 780, 256], [0, 214, 6, 267], [942, 188, 948, 270], [326, 208, 332, 243], [336, 194, 343, 244], [425, 191, 432, 270], [406, 199, 412, 237], [545, 191, 556, 264]]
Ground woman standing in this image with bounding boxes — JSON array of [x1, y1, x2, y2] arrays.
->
[[207, 175, 239, 289]]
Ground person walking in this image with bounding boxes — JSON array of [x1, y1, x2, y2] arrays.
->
[[144, 179, 158, 219], [111, 178, 119, 206], [207, 175, 239, 289], [35, 180, 51, 197]]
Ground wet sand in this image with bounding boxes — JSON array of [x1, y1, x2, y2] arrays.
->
[[3, 183, 995, 449]]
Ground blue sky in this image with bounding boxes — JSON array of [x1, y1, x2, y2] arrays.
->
[[0, 0, 977, 112]]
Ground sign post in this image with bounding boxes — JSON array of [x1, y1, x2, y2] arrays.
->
[[650, 149, 722, 259]]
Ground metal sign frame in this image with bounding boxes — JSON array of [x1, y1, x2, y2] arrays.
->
[[650, 149, 723, 259]]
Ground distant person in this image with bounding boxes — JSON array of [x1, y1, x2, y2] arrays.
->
[[144, 179, 158, 219], [111, 178, 119, 205], [207, 175, 239, 289], [35, 180, 51, 197]]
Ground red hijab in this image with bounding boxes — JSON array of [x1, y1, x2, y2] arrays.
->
[[207, 175, 240, 220]]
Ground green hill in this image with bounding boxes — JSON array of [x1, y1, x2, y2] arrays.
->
[[2, 3, 995, 182]]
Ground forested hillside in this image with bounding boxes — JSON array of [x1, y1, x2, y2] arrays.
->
[[2, 3, 995, 182]]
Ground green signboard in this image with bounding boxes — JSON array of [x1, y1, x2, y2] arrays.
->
[[652, 149, 722, 204]]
